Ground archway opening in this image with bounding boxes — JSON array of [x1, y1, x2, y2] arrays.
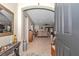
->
[[21, 6, 55, 56]]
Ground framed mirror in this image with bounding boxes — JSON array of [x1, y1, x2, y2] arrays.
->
[[0, 4, 14, 37]]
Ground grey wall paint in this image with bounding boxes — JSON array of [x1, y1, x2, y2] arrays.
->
[[25, 9, 54, 26], [55, 3, 79, 56]]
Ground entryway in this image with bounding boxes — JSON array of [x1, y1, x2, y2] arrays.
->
[[21, 6, 55, 56]]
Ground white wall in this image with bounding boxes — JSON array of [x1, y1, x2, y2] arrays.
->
[[22, 16, 29, 51], [24, 17, 29, 44], [0, 3, 18, 47], [34, 25, 39, 31], [28, 18, 33, 31]]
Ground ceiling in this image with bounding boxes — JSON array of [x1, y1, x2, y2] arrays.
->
[[25, 9, 54, 26]]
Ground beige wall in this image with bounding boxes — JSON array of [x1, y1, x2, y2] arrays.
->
[[0, 3, 18, 47]]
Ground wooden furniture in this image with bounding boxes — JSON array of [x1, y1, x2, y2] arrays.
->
[[34, 31, 38, 37], [51, 45, 56, 56], [51, 33, 56, 56], [29, 31, 33, 42], [0, 42, 20, 56]]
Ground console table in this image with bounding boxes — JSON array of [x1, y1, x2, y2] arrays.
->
[[0, 42, 20, 56]]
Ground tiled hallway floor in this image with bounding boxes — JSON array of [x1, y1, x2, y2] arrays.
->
[[23, 37, 51, 56]]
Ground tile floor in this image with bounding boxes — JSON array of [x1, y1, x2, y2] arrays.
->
[[23, 37, 51, 56]]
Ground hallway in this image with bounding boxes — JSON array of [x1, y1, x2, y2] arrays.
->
[[22, 37, 51, 56], [22, 5, 54, 56]]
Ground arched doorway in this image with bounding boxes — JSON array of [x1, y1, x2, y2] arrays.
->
[[21, 6, 55, 55]]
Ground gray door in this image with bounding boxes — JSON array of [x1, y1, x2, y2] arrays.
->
[[55, 3, 79, 56]]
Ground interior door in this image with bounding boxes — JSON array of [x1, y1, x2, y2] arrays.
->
[[55, 3, 72, 56], [55, 3, 79, 56], [70, 4, 79, 55]]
